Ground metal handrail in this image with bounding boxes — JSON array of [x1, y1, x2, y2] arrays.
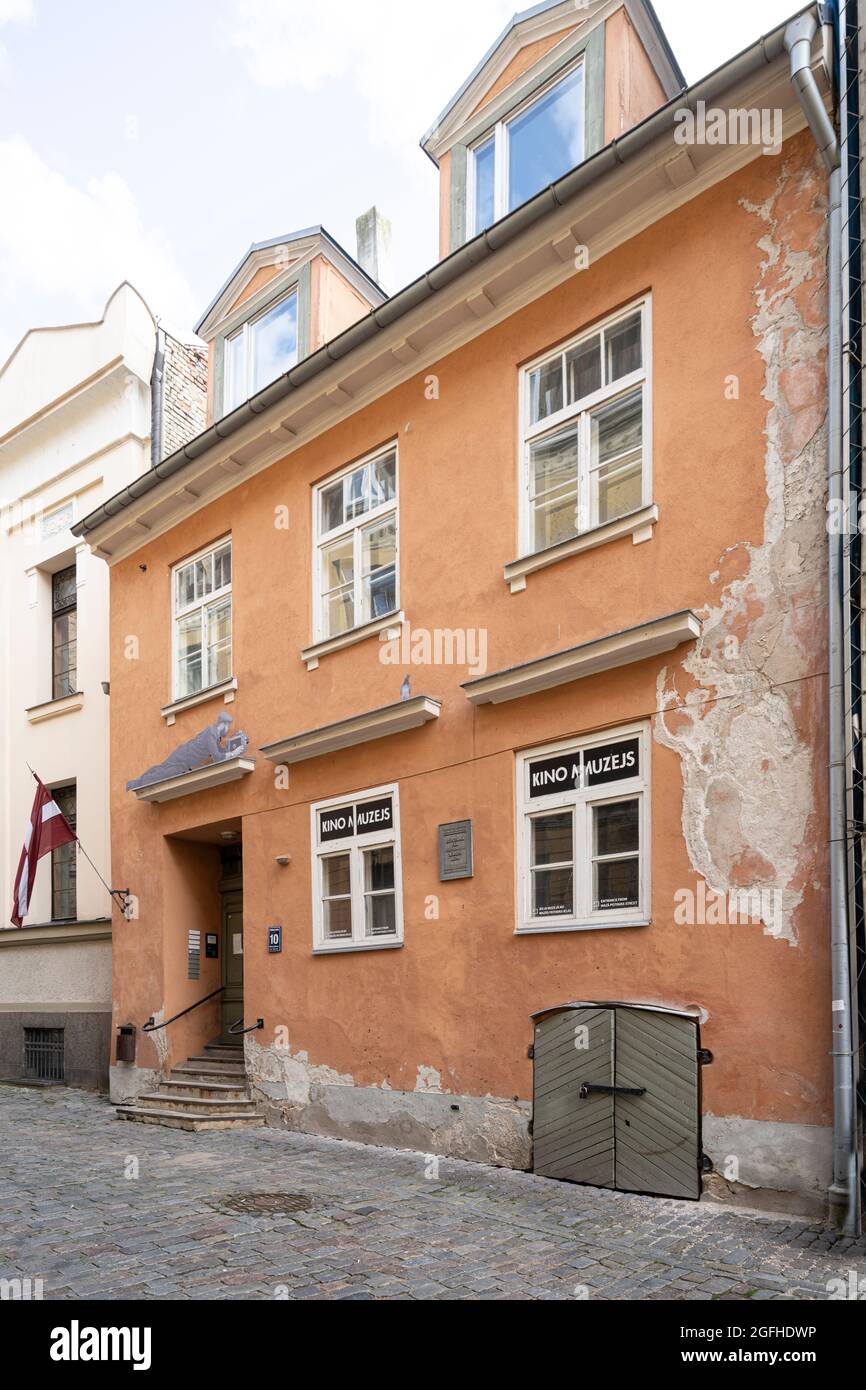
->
[[142, 986, 225, 1033], [227, 1016, 264, 1036]]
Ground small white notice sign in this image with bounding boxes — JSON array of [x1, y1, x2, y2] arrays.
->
[[233, 933, 243, 956]]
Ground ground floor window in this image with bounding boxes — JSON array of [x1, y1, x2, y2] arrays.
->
[[23, 1026, 65, 1082], [311, 784, 403, 952], [51, 783, 76, 921], [517, 723, 648, 932]]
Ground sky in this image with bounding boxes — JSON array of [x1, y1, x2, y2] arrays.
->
[[0, 0, 802, 363]]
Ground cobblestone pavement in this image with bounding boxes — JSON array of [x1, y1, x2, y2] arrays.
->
[[2, 1084, 866, 1301]]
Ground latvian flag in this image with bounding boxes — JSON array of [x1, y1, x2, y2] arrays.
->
[[11, 777, 76, 926]]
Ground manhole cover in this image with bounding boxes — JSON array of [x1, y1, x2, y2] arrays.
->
[[213, 1191, 313, 1216]]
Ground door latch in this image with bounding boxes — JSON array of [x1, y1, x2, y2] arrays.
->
[[579, 1082, 647, 1099]]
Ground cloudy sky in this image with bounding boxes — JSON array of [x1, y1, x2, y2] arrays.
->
[[0, 0, 801, 361]]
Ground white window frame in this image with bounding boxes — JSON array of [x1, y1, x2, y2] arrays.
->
[[517, 296, 652, 559], [467, 59, 585, 236], [311, 444, 399, 645], [171, 537, 232, 702], [516, 722, 650, 934], [222, 288, 299, 415], [311, 783, 404, 954]]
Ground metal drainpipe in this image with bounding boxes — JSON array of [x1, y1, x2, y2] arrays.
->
[[785, 9, 858, 1233]]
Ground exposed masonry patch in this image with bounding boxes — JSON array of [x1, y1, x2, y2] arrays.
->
[[655, 151, 828, 947], [415, 1066, 443, 1093], [244, 1036, 531, 1169], [150, 1009, 169, 1072]]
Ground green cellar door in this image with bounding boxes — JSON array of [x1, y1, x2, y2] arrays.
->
[[532, 1004, 702, 1201]]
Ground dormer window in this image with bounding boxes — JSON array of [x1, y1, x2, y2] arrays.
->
[[469, 62, 584, 235], [222, 290, 298, 415]]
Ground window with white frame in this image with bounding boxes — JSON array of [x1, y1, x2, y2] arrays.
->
[[470, 62, 584, 235], [517, 725, 649, 932], [312, 786, 403, 952], [314, 445, 398, 642], [172, 538, 232, 699], [520, 300, 650, 556], [223, 290, 298, 415]]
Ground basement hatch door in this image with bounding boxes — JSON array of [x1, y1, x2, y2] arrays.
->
[[531, 1002, 705, 1201]]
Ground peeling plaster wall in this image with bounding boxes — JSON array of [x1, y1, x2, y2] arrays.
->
[[246, 1036, 531, 1170], [655, 153, 828, 949]]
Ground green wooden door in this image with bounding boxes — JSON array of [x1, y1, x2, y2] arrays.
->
[[533, 1007, 615, 1188], [220, 889, 243, 1038], [532, 1005, 701, 1200]]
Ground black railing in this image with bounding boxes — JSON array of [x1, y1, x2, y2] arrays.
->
[[143, 986, 225, 1033], [228, 1017, 264, 1036]]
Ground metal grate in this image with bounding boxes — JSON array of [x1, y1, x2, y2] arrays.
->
[[211, 1192, 313, 1216], [23, 1027, 64, 1083]]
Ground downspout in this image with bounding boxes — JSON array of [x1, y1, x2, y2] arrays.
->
[[150, 326, 166, 469], [785, 9, 858, 1232]]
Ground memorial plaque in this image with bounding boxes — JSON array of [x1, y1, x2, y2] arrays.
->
[[439, 820, 473, 881]]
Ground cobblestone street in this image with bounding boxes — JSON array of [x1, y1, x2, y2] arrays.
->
[[2, 1084, 866, 1302]]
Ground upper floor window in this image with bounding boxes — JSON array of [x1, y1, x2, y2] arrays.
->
[[223, 291, 298, 415], [470, 62, 584, 235], [172, 538, 232, 699], [520, 299, 650, 556], [52, 565, 77, 699], [314, 446, 398, 642]]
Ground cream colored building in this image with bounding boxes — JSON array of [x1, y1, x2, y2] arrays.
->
[[0, 283, 205, 1089]]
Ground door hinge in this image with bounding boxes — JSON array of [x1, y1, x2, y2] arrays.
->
[[701, 1154, 714, 1173], [698, 1048, 714, 1065], [527, 1044, 535, 1060]]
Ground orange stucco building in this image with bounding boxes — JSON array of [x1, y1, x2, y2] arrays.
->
[[74, 1, 845, 1212]]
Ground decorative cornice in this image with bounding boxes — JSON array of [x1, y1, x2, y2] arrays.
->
[[462, 610, 702, 705], [129, 755, 256, 804], [261, 696, 442, 765], [0, 920, 112, 947]]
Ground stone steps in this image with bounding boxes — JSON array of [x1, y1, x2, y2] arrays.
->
[[156, 1078, 248, 1101], [115, 1104, 264, 1132], [115, 1037, 262, 1131], [172, 1062, 247, 1079], [135, 1092, 259, 1116]]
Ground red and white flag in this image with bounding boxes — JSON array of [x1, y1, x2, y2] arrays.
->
[[11, 777, 76, 927]]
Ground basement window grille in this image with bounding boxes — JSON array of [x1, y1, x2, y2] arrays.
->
[[23, 1027, 64, 1083]]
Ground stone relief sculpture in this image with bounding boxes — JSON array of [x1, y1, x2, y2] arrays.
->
[[126, 711, 249, 791]]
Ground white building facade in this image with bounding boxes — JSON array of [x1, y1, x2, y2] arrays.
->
[[0, 283, 205, 1089]]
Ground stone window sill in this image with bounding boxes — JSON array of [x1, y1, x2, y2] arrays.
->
[[301, 611, 406, 671], [515, 920, 650, 936], [313, 940, 404, 956], [26, 691, 84, 723], [505, 505, 659, 593], [161, 677, 237, 726]]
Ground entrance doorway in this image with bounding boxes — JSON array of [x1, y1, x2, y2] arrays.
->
[[218, 845, 243, 1041]]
